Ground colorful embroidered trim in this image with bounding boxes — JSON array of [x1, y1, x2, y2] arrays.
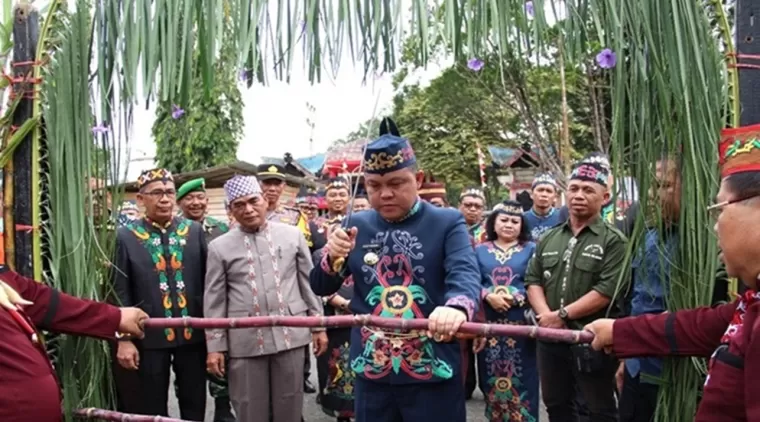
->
[[445, 295, 475, 321], [719, 124, 760, 177], [363, 147, 416, 172], [129, 218, 191, 341], [243, 225, 291, 352], [137, 168, 173, 189]]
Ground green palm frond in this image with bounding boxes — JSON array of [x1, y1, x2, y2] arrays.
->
[[27, 1, 730, 420]]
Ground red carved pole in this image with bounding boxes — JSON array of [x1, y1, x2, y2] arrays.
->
[[141, 314, 594, 344], [74, 408, 188, 421]]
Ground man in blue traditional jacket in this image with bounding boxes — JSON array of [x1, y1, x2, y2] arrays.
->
[[523, 172, 565, 241], [310, 118, 481, 422]]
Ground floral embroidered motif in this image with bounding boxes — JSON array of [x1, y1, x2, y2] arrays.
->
[[488, 242, 523, 265], [326, 341, 355, 400], [351, 253, 452, 380], [470, 223, 487, 246], [483, 319, 537, 422], [129, 218, 192, 342], [243, 226, 291, 352]]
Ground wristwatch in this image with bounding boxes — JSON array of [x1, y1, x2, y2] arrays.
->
[[558, 307, 570, 323]]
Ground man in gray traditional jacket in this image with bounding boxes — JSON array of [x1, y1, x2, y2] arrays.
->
[[204, 175, 328, 422]]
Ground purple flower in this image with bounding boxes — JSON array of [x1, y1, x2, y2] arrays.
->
[[91, 124, 108, 135], [525, 1, 534, 18], [596, 48, 617, 69], [171, 104, 185, 120], [239, 69, 248, 82], [467, 58, 484, 72]]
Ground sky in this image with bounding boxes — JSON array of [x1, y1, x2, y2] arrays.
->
[[114, 0, 562, 181], [126, 1, 449, 181]]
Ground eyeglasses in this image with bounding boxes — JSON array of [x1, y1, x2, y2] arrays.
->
[[706, 193, 760, 219], [144, 190, 176, 198]]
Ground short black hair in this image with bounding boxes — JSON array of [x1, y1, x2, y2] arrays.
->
[[725, 171, 760, 201], [484, 208, 532, 243]]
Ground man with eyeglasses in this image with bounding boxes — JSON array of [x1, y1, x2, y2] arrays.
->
[[459, 187, 487, 245], [112, 168, 208, 421]]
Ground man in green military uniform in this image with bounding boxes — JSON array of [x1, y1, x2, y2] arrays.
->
[[177, 178, 229, 240], [525, 159, 629, 422], [175, 177, 234, 422], [256, 163, 320, 394]]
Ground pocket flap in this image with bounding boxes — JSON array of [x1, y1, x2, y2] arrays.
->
[[288, 300, 310, 315]]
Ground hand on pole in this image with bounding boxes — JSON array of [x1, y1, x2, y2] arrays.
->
[[427, 306, 467, 342], [118, 307, 148, 339], [583, 318, 615, 354]]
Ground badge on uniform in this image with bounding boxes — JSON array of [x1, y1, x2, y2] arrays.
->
[[364, 252, 379, 265], [362, 243, 381, 265]]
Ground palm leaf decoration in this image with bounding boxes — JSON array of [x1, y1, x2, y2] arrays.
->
[[0, 0, 729, 419]]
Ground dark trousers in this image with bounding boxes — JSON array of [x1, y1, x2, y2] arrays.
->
[[112, 343, 143, 413], [304, 343, 312, 380], [619, 370, 659, 422], [537, 341, 617, 422], [117, 342, 207, 421], [353, 377, 466, 422], [461, 340, 477, 398]]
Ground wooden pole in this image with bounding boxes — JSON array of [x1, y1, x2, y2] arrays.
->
[[8, 4, 38, 278], [732, 0, 760, 296]]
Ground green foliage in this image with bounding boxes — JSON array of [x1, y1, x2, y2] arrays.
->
[[373, 28, 610, 195], [152, 17, 243, 174], [41, 2, 118, 418]]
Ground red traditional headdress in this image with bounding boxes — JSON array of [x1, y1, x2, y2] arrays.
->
[[418, 172, 447, 201], [719, 124, 760, 178]]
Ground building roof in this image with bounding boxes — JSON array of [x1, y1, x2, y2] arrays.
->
[[322, 139, 367, 175], [488, 145, 541, 168], [296, 153, 326, 175], [259, 153, 315, 178], [119, 160, 315, 192]]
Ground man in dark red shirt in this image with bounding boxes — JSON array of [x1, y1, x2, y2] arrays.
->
[[0, 267, 147, 422], [586, 124, 760, 421]]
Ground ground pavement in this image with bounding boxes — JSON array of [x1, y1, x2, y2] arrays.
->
[[168, 353, 549, 421]]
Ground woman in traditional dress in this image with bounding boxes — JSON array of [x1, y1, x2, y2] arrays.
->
[[473, 200, 538, 422], [313, 217, 355, 422]]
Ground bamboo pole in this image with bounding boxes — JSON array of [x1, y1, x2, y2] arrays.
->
[[141, 315, 594, 344], [9, 3, 37, 278], [74, 408, 187, 421]]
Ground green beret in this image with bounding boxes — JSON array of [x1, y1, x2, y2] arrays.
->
[[177, 178, 206, 201]]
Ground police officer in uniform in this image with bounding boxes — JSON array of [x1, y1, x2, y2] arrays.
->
[[256, 163, 319, 394], [525, 159, 630, 422]]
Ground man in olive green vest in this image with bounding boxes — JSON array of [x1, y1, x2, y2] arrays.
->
[[525, 160, 630, 422], [176, 177, 234, 422]]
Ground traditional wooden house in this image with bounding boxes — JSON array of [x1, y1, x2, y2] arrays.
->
[[120, 160, 315, 221], [488, 145, 541, 203]]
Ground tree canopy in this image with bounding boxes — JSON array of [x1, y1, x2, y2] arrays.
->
[[330, 23, 612, 200], [152, 19, 243, 174]]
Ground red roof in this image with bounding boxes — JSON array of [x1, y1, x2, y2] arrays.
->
[[323, 139, 367, 176]]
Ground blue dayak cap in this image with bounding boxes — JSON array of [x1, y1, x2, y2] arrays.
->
[[363, 134, 417, 175]]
